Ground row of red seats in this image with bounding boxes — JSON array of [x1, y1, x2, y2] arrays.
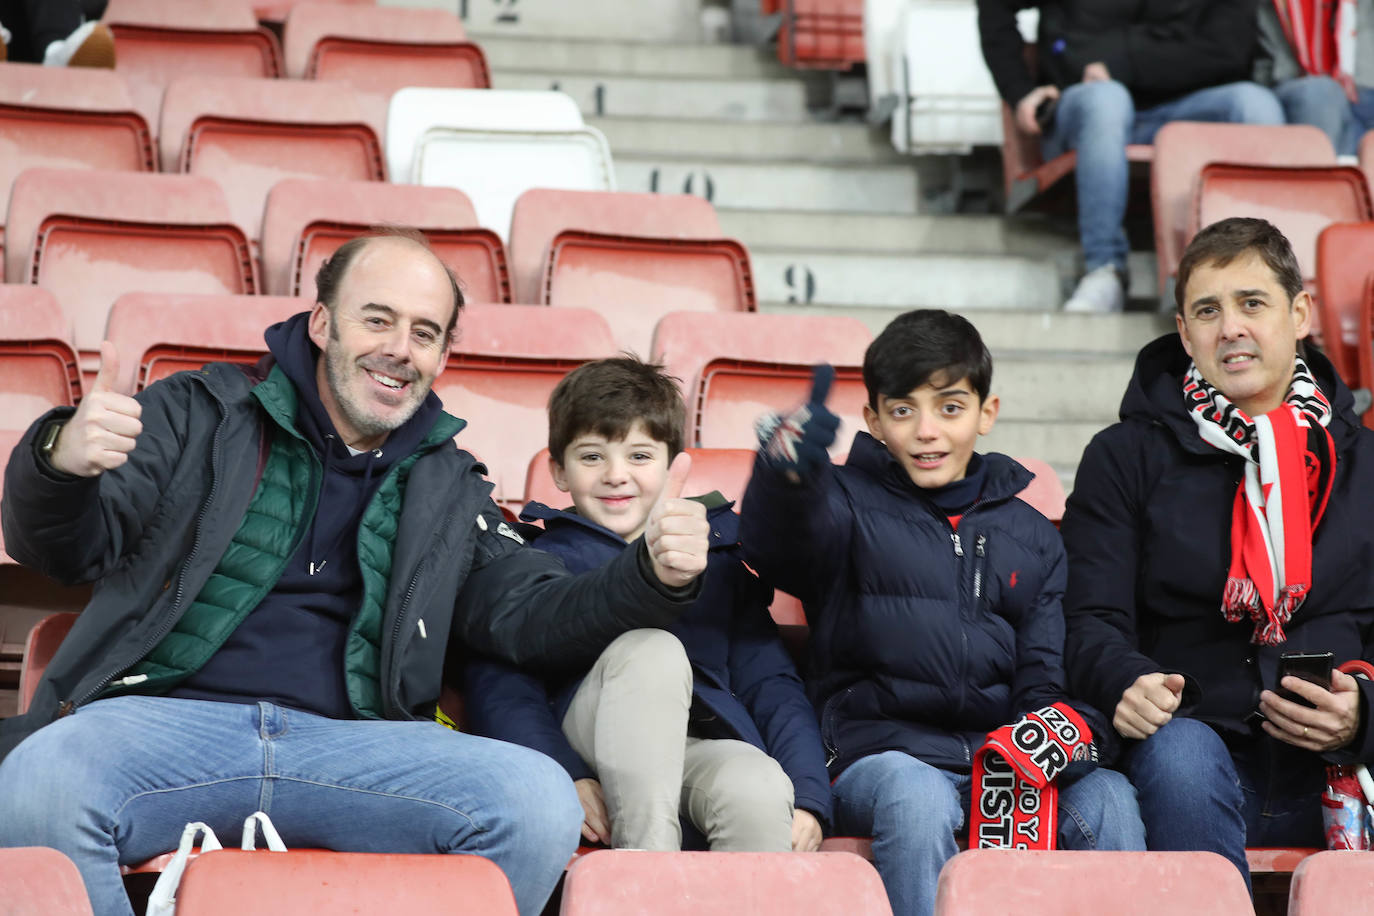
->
[[761, 0, 865, 71], [11, 830, 1363, 915]]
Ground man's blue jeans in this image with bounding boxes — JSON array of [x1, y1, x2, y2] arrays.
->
[[831, 750, 1146, 916], [1275, 75, 1357, 155], [0, 696, 584, 916], [1123, 717, 1325, 893], [1043, 79, 1285, 275]]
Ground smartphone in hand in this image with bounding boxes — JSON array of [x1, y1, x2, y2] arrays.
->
[[1277, 651, 1334, 707]]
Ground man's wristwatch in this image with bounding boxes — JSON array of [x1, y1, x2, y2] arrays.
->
[[36, 418, 67, 469]]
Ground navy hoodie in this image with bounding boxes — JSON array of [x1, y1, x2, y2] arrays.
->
[[169, 313, 444, 718]]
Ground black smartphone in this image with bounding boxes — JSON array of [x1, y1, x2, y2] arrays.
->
[[1277, 651, 1334, 707], [1035, 97, 1058, 132]]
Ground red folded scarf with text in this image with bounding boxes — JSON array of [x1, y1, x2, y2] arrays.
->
[[1183, 359, 1335, 646], [970, 703, 1096, 850]]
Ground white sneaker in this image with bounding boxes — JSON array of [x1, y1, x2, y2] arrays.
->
[[1063, 264, 1126, 313], [43, 21, 115, 68]]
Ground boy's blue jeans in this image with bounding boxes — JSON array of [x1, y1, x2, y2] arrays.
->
[[831, 750, 1146, 916], [1042, 79, 1285, 276], [0, 696, 583, 916], [1122, 717, 1325, 893]]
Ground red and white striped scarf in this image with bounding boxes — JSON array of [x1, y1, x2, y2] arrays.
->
[[1183, 358, 1336, 646], [1273, 0, 1357, 84]]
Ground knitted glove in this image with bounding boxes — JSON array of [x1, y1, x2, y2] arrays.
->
[[755, 364, 839, 482]]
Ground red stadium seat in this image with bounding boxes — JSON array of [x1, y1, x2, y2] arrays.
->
[[1287, 850, 1374, 915], [104, 0, 284, 132], [933, 849, 1251, 915], [160, 76, 385, 241], [777, 0, 865, 70], [0, 846, 93, 915], [649, 311, 872, 451], [1315, 222, 1374, 385], [437, 305, 618, 504], [5, 168, 255, 382], [255, 0, 374, 22], [1015, 456, 1066, 525], [260, 178, 509, 302], [103, 292, 309, 393], [0, 63, 155, 250], [1152, 123, 1335, 297], [283, 3, 489, 136], [1361, 132, 1374, 201], [1355, 273, 1374, 427], [522, 446, 756, 511], [508, 189, 723, 305], [18, 611, 78, 714], [174, 849, 517, 915], [0, 285, 81, 422], [559, 850, 892, 915]]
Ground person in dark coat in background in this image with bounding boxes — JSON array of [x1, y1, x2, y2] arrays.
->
[[466, 356, 831, 854], [977, 0, 1284, 312], [740, 310, 1144, 916], [1062, 217, 1374, 887]]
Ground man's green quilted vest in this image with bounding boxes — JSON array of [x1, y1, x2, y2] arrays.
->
[[114, 367, 462, 718]]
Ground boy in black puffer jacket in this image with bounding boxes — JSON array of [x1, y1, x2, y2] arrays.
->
[[465, 356, 831, 853], [741, 310, 1144, 916]]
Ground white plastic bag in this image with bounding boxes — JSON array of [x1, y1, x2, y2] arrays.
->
[[144, 811, 286, 915]]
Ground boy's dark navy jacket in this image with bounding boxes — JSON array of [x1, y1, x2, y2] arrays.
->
[[1063, 335, 1374, 767], [464, 497, 834, 826], [741, 432, 1100, 778]]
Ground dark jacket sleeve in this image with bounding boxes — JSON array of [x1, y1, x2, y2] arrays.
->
[[453, 503, 698, 672], [1061, 428, 1166, 728], [739, 452, 853, 607], [464, 656, 594, 782], [725, 563, 834, 829], [1011, 534, 1071, 719], [2, 378, 199, 585], [977, 0, 1038, 108]]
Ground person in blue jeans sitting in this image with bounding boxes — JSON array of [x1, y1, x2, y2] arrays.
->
[[740, 310, 1145, 916], [978, 0, 1285, 313], [466, 356, 831, 854]]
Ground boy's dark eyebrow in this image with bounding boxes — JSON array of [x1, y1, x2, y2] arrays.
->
[[359, 301, 443, 336], [937, 387, 972, 398]]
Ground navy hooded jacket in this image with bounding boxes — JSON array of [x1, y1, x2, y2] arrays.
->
[[464, 497, 834, 826], [1062, 335, 1374, 767], [741, 432, 1091, 778]]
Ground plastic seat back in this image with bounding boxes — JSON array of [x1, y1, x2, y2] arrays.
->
[[1361, 131, 1374, 201], [560, 850, 892, 915], [650, 311, 872, 450], [105, 0, 284, 129], [0, 845, 93, 915], [261, 179, 509, 302], [545, 231, 754, 356], [104, 292, 309, 393], [256, 0, 375, 22], [778, 0, 866, 70], [161, 76, 384, 240], [934, 850, 1252, 915], [1315, 222, 1374, 385], [283, 3, 489, 134], [18, 611, 79, 715], [1014, 456, 1066, 524], [437, 305, 617, 503], [385, 87, 584, 186], [0, 63, 155, 242], [508, 189, 722, 304], [1356, 273, 1374, 426], [175, 849, 517, 915], [523, 446, 755, 511], [6, 168, 255, 378], [0, 285, 82, 423], [1288, 849, 1374, 915], [1152, 123, 1335, 295]]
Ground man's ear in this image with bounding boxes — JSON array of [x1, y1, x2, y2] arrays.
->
[[1292, 289, 1314, 340], [549, 454, 571, 493], [308, 303, 330, 351], [977, 393, 1000, 435], [1174, 311, 1194, 359]]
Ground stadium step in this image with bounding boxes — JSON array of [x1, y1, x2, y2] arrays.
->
[[476, 35, 786, 80], [492, 72, 810, 122], [615, 157, 921, 214], [589, 116, 906, 166], [750, 251, 1061, 311], [391, 0, 710, 43]]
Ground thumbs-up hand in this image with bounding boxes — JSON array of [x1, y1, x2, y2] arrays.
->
[[49, 341, 144, 478], [643, 452, 709, 589], [754, 364, 840, 483]]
